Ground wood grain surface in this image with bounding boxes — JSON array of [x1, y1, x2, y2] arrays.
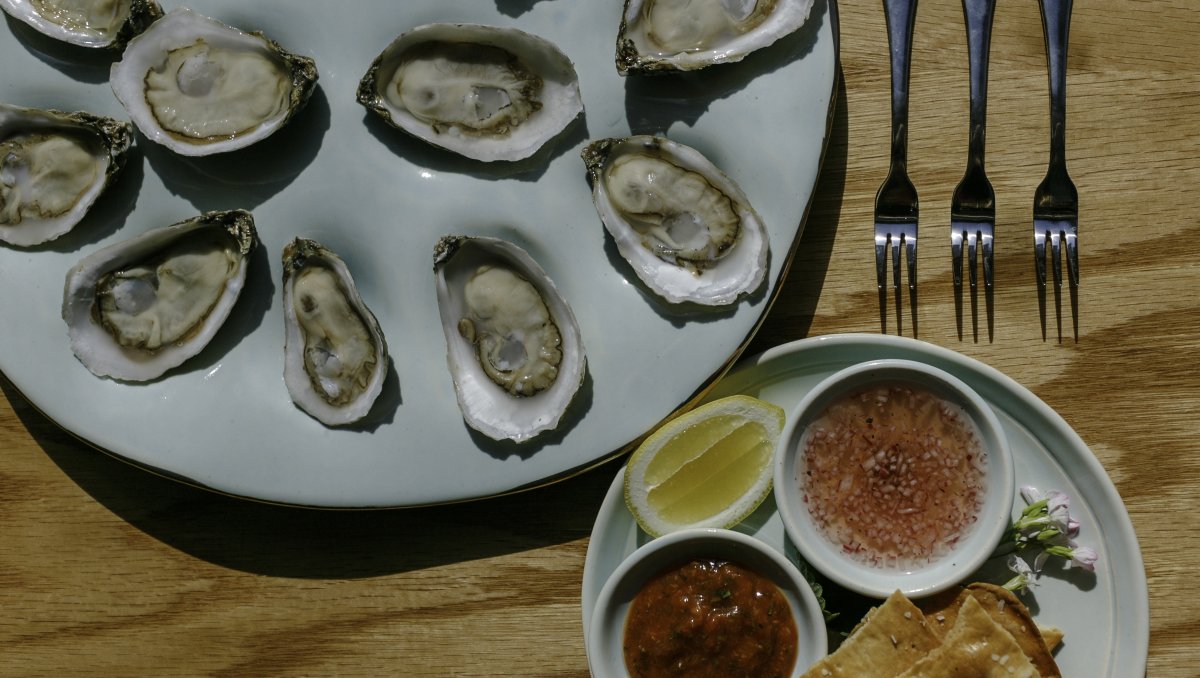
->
[[3, 0, 1196, 675]]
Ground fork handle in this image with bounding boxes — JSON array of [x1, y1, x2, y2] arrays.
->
[[883, 0, 918, 173], [1039, 0, 1072, 172], [962, 0, 996, 175]]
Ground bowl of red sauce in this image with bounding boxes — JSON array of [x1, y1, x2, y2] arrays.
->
[[773, 359, 1014, 599], [588, 527, 827, 678]]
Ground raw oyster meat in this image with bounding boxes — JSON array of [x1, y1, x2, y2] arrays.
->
[[62, 209, 257, 381], [110, 8, 317, 156], [433, 236, 586, 442], [282, 238, 389, 427], [616, 0, 815, 74], [0, 0, 161, 49], [582, 135, 768, 305], [358, 23, 583, 162], [0, 103, 132, 246]]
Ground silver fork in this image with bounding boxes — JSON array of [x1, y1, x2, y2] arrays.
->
[[950, 0, 997, 295], [1034, 0, 1078, 291], [875, 0, 919, 299]]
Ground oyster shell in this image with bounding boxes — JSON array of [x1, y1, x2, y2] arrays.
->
[[110, 8, 318, 156], [582, 135, 768, 305], [358, 23, 583, 162], [433, 235, 585, 442], [282, 238, 389, 427], [616, 0, 815, 75], [62, 209, 257, 381], [1, 103, 132, 246], [0, 0, 162, 49]]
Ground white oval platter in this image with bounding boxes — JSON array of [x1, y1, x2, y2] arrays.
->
[[0, 0, 837, 506]]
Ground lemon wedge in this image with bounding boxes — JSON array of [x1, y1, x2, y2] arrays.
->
[[624, 395, 786, 537]]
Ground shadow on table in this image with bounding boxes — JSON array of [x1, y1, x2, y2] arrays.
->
[[2, 373, 617, 579]]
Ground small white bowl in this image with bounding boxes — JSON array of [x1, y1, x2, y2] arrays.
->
[[588, 527, 827, 678], [773, 359, 1014, 599]]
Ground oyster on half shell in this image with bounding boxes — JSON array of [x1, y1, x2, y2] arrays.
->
[[582, 135, 768, 306], [62, 209, 257, 381], [282, 238, 389, 427], [434, 235, 586, 442], [358, 23, 583, 162], [0, 0, 162, 49], [1, 103, 132, 246], [110, 8, 318, 156], [616, 0, 815, 75]]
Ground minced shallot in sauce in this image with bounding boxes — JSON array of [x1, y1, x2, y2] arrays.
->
[[798, 382, 987, 570]]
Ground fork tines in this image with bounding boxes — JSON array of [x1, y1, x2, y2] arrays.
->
[[951, 218, 994, 291], [1033, 217, 1079, 289], [950, 162, 996, 293], [875, 159, 920, 295], [875, 217, 918, 294]]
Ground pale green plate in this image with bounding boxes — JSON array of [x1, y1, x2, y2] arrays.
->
[[583, 334, 1149, 677]]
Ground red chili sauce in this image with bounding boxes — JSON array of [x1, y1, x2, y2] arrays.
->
[[799, 382, 987, 569], [623, 558, 798, 678]]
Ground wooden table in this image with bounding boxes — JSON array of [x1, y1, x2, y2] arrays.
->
[[3, 0, 1195, 675]]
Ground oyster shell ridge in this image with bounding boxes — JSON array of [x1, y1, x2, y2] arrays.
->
[[0, 103, 134, 246], [615, 0, 817, 75], [281, 237, 390, 427], [61, 209, 257, 381], [0, 0, 163, 49], [582, 135, 769, 306], [433, 235, 586, 442], [109, 8, 319, 156], [357, 23, 584, 163]]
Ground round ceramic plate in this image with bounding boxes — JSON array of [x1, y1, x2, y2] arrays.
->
[[582, 334, 1149, 676], [0, 0, 837, 506]]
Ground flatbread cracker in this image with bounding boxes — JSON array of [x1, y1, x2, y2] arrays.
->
[[801, 591, 941, 677], [898, 596, 1041, 677], [920, 584, 1061, 678], [1038, 624, 1064, 651], [918, 587, 969, 638]]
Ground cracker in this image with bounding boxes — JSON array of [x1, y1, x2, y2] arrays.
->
[[801, 591, 941, 677], [920, 584, 1062, 678], [898, 596, 1041, 677]]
